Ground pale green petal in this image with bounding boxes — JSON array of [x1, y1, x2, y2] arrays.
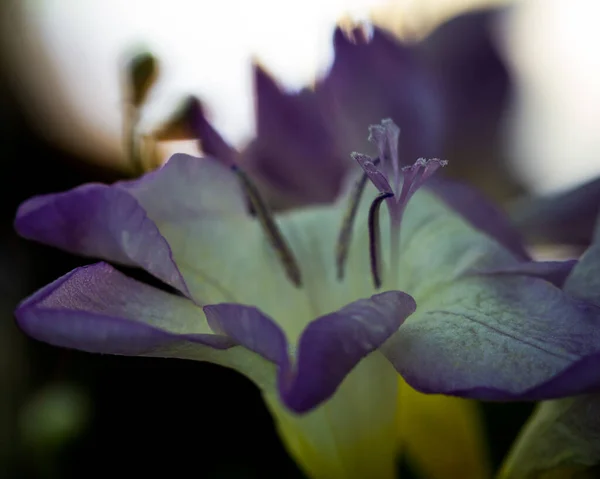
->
[[134, 166, 512, 346], [392, 189, 516, 297], [264, 352, 399, 479], [385, 273, 599, 396], [398, 379, 491, 479], [499, 395, 600, 479]]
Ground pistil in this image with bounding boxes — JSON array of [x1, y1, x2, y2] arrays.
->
[[347, 119, 447, 289]]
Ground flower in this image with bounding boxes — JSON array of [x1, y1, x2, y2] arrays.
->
[[14, 115, 600, 478]]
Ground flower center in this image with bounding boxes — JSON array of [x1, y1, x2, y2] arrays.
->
[[230, 119, 446, 296]]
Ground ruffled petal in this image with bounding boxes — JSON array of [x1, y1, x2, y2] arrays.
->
[[241, 65, 347, 207], [204, 290, 416, 413], [15, 154, 251, 301], [377, 184, 600, 400], [14, 262, 285, 389], [383, 274, 600, 400], [15, 183, 190, 295], [398, 379, 490, 479], [499, 395, 600, 478], [15, 262, 232, 355]]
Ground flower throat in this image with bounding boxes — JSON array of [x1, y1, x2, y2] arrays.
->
[[230, 119, 447, 290]]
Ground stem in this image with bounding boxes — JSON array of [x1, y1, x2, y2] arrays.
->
[[123, 103, 143, 175]]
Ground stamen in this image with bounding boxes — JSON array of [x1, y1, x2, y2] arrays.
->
[[368, 191, 394, 289], [336, 158, 381, 281], [336, 172, 369, 280], [231, 165, 302, 287], [351, 153, 392, 194], [399, 158, 448, 204]]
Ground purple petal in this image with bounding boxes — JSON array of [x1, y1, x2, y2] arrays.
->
[[417, 9, 526, 198], [383, 275, 600, 400], [471, 259, 578, 288], [185, 97, 238, 167], [15, 262, 234, 355], [204, 290, 416, 413], [15, 154, 248, 299], [420, 9, 510, 149], [242, 65, 348, 207], [511, 176, 600, 248], [15, 183, 191, 295], [282, 291, 416, 412], [427, 177, 531, 260], [203, 303, 288, 365]]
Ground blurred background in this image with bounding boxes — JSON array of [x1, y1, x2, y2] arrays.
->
[[1, 0, 599, 477]]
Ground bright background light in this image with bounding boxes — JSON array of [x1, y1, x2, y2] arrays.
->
[[502, 0, 600, 194], [4, 0, 389, 166], [3, 0, 600, 194]]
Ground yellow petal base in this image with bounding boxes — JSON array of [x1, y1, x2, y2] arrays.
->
[[398, 378, 491, 479], [264, 352, 400, 479]]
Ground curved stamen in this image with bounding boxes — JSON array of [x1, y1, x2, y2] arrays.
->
[[369, 191, 394, 289], [232, 165, 302, 287]]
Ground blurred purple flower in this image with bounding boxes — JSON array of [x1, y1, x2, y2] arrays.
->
[[194, 10, 519, 209], [194, 25, 441, 208], [511, 176, 600, 250]]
